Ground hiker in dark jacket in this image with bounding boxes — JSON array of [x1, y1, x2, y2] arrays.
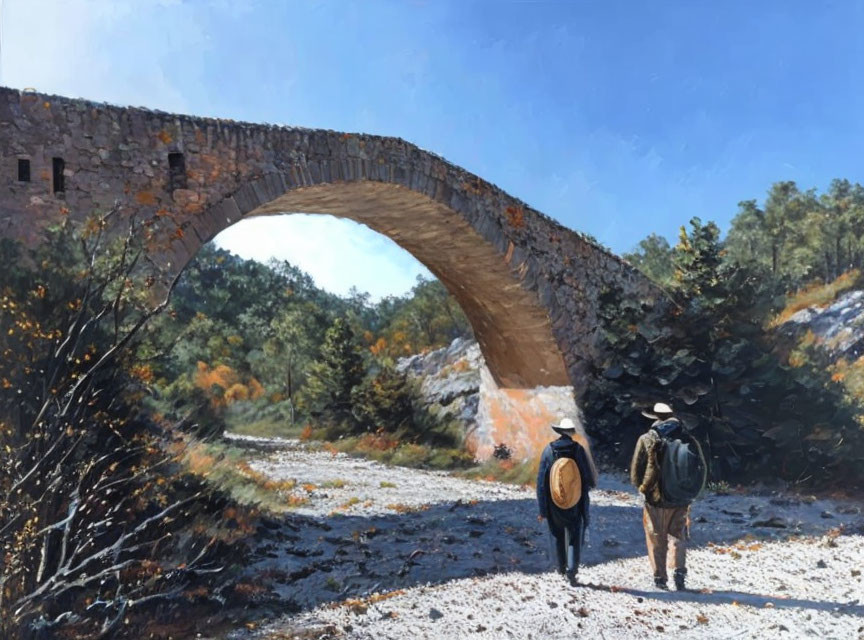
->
[[536, 417, 597, 585], [631, 402, 706, 591]]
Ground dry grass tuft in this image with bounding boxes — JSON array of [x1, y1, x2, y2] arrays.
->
[[178, 439, 302, 513], [386, 503, 430, 514], [321, 478, 348, 489], [458, 456, 540, 487], [770, 270, 861, 327]]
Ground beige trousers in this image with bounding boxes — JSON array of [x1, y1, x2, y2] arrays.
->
[[642, 504, 689, 581]]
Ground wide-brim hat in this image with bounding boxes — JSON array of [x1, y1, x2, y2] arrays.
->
[[551, 417, 577, 436], [641, 402, 674, 420]]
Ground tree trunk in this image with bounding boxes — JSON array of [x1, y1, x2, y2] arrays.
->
[[836, 236, 843, 278], [287, 357, 294, 425]]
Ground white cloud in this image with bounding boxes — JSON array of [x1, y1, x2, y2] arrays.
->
[[214, 215, 433, 301]]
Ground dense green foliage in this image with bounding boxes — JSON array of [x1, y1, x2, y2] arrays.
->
[[726, 180, 864, 284], [626, 179, 864, 291], [622, 233, 676, 287], [350, 364, 416, 434], [601, 180, 864, 489], [145, 244, 472, 445], [303, 317, 367, 427]]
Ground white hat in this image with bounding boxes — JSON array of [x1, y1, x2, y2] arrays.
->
[[551, 417, 577, 434], [641, 402, 674, 419]]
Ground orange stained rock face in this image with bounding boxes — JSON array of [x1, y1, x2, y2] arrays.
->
[[471, 386, 571, 462]]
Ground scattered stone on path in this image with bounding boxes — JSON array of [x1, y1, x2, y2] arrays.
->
[[751, 515, 789, 528], [224, 436, 864, 640]]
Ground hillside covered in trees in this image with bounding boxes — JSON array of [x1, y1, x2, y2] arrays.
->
[[590, 178, 864, 488], [141, 243, 473, 449], [626, 179, 864, 288]]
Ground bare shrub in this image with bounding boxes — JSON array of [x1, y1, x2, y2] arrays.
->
[[0, 211, 246, 639]]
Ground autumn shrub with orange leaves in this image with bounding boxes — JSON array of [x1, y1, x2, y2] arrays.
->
[[0, 214, 251, 640], [194, 360, 266, 407]]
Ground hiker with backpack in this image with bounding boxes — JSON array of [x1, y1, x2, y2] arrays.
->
[[630, 402, 707, 591], [536, 417, 598, 585]]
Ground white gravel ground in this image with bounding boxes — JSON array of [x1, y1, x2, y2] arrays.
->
[[224, 435, 864, 640]]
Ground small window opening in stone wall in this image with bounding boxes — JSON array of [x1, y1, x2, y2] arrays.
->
[[52, 157, 65, 193], [17, 159, 30, 182], [168, 152, 187, 191]]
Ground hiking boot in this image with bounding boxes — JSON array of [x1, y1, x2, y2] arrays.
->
[[567, 572, 579, 587], [673, 569, 687, 591], [654, 577, 668, 590]]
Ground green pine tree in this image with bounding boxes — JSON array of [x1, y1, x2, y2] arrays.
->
[[351, 365, 415, 434], [673, 217, 725, 302], [623, 233, 676, 287], [304, 317, 365, 429]]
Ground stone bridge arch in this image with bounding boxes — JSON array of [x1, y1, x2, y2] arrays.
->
[[193, 180, 567, 390], [0, 87, 658, 459]]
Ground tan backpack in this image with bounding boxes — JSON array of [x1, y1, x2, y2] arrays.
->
[[549, 457, 582, 509]]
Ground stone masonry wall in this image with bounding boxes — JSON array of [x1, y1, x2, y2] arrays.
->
[[0, 87, 659, 402]]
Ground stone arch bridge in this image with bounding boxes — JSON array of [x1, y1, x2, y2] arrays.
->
[[0, 87, 657, 460]]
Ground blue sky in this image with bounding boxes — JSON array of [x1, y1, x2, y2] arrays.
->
[[2, 0, 863, 298]]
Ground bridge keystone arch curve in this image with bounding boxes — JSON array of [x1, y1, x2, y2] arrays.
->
[[0, 87, 659, 459], [199, 180, 568, 390]]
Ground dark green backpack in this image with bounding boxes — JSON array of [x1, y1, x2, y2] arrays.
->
[[659, 432, 706, 505]]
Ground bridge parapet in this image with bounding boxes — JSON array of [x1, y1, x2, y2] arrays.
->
[[0, 86, 658, 398]]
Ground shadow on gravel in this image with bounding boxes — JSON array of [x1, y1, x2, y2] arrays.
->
[[243, 493, 857, 618], [245, 498, 636, 616], [581, 583, 864, 617]]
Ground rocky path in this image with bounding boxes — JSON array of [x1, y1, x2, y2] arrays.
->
[[225, 435, 864, 640]]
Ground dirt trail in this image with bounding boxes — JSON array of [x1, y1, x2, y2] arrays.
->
[[224, 435, 864, 640]]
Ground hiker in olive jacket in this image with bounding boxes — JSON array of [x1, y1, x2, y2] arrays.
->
[[536, 417, 597, 584], [631, 402, 706, 591]]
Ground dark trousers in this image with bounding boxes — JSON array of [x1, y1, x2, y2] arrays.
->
[[547, 512, 582, 576]]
